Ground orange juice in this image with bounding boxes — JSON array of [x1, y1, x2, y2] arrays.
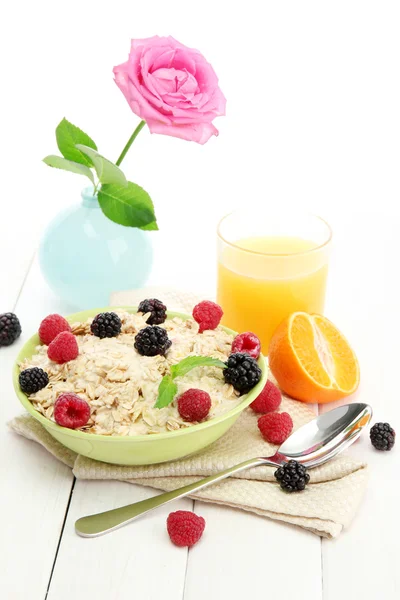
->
[[217, 236, 329, 352]]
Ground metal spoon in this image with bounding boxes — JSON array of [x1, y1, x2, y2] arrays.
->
[[75, 402, 372, 537]]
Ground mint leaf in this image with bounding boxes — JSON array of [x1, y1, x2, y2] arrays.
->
[[56, 118, 97, 166], [154, 375, 178, 409], [76, 144, 127, 187], [154, 357, 226, 409], [170, 356, 226, 380], [98, 182, 157, 228], [43, 155, 95, 184]]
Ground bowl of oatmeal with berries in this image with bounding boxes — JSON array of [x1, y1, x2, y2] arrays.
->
[[13, 299, 267, 465]]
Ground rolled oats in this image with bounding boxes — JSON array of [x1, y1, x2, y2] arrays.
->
[[20, 311, 242, 436]]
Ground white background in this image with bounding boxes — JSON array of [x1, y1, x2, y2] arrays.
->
[[1, 1, 400, 599], [2, 1, 400, 268]]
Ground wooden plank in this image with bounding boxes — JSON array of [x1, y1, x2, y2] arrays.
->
[[0, 243, 36, 311], [0, 256, 75, 600], [184, 503, 322, 600], [47, 481, 192, 600], [321, 216, 400, 599], [5, 212, 399, 600], [182, 403, 323, 599], [321, 312, 400, 599], [0, 253, 34, 311]]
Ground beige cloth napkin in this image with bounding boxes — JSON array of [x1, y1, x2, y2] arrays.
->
[[8, 287, 369, 539]]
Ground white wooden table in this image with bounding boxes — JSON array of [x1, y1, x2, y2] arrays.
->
[[1, 212, 399, 600]]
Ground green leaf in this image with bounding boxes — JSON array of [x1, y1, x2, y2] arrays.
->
[[139, 221, 159, 231], [56, 118, 97, 166], [154, 356, 226, 409], [76, 144, 127, 187], [154, 375, 178, 409], [170, 356, 226, 380], [98, 182, 157, 228], [138, 194, 158, 230], [43, 155, 95, 184]]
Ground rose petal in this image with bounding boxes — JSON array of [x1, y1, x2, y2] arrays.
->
[[147, 120, 219, 144], [168, 48, 197, 75], [113, 36, 225, 144], [150, 68, 198, 102], [141, 45, 174, 75], [113, 62, 171, 124], [193, 56, 219, 91], [197, 86, 227, 115], [130, 36, 171, 52]]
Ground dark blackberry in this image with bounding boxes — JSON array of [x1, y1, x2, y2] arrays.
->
[[370, 422, 396, 451], [91, 312, 122, 339], [0, 312, 21, 347], [223, 352, 262, 394], [19, 367, 49, 394], [134, 325, 172, 357], [138, 298, 167, 325], [274, 460, 310, 493]]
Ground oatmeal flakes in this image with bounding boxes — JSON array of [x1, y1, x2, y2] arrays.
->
[[20, 311, 243, 436]]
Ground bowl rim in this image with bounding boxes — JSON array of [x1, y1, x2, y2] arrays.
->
[[13, 307, 268, 442]]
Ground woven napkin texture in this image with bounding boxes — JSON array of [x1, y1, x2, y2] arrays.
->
[[8, 286, 369, 539]]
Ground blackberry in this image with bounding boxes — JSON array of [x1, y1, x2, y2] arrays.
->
[[91, 312, 122, 339], [370, 422, 396, 451], [134, 325, 172, 357], [19, 367, 49, 395], [138, 298, 167, 325], [0, 312, 21, 347], [223, 352, 262, 394], [275, 460, 310, 493]]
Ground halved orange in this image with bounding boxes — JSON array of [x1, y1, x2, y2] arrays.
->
[[268, 312, 360, 404]]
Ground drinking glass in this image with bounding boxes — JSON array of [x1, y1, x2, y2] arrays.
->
[[217, 211, 332, 352]]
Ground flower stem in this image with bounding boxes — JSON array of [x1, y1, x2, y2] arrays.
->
[[115, 120, 146, 166], [92, 181, 100, 196]]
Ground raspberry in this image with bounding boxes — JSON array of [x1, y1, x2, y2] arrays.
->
[[167, 511, 206, 547], [91, 312, 122, 338], [138, 298, 167, 325], [231, 332, 261, 359], [54, 393, 90, 429], [223, 353, 262, 394], [19, 367, 49, 394], [178, 389, 211, 422], [134, 325, 172, 356], [193, 301, 223, 333], [250, 380, 282, 414], [258, 412, 293, 445], [47, 331, 79, 364], [0, 312, 22, 347], [39, 314, 71, 345]]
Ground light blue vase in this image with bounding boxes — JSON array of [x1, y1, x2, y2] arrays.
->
[[39, 187, 153, 309]]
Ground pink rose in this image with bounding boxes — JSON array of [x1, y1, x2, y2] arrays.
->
[[113, 36, 226, 144]]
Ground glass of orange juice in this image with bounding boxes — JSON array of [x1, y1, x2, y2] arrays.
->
[[217, 211, 332, 352]]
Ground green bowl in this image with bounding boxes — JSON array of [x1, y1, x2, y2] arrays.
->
[[13, 307, 268, 466]]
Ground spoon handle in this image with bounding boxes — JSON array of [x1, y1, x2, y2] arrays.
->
[[75, 457, 272, 537]]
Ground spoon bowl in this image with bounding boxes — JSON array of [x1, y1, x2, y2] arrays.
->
[[271, 403, 373, 468], [76, 403, 372, 537]]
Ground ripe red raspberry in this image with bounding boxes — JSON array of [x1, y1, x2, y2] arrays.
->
[[258, 412, 293, 445], [39, 314, 71, 345], [178, 389, 211, 422], [47, 331, 79, 364], [192, 301, 223, 333], [250, 380, 282, 414], [54, 393, 90, 429], [167, 511, 206, 547], [231, 332, 261, 359]]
